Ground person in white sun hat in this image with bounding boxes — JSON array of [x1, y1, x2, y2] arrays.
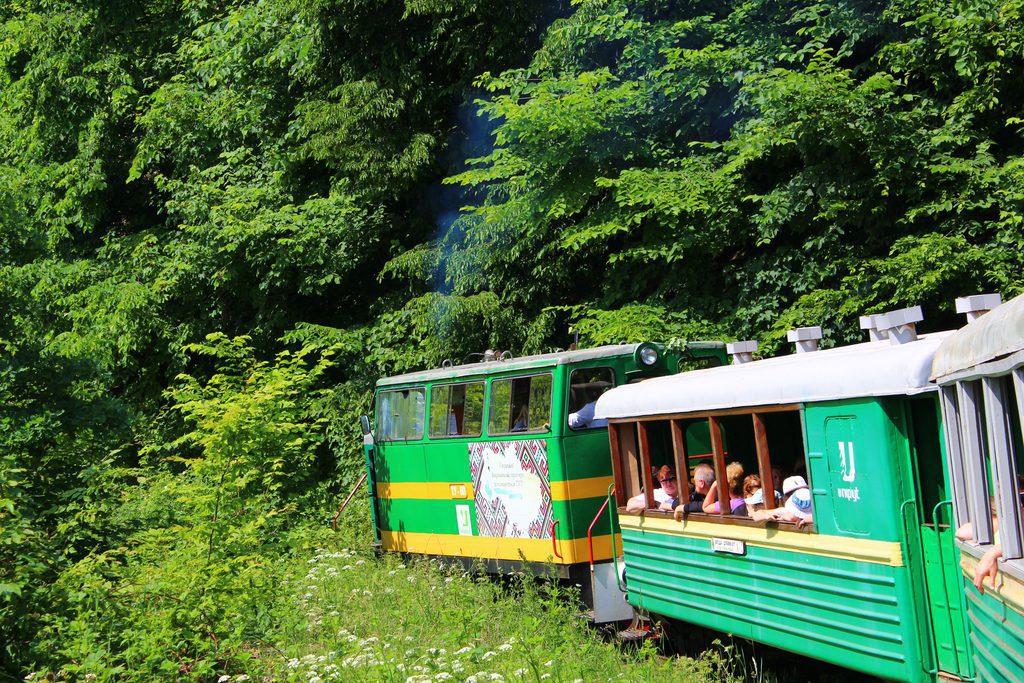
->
[[749, 474, 814, 527]]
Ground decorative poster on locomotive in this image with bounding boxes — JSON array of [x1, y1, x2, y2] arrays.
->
[[468, 439, 552, 539]]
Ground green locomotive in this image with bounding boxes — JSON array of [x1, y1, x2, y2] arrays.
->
[[361, 342, 726, 621]]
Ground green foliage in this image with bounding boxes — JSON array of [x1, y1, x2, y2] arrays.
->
[[447, 0, 1024, 344], [2, 0, 1024, 678], [31, 335, 338, 680]]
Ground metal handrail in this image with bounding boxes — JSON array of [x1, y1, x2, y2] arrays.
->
[[931, 499, 962, 670], [332, 473, 368, 530], [588, 486, 614, 570], [550, 520, 563, 559], [900, 498, 939, 678], [607, 484, 627, 593]]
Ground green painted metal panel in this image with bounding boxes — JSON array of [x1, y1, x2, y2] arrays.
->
[[379, 498, 471, 536], [803, 399, 904, 540], [920, 524, 972, 675], [372, 440, 427, 482], [965, 588, 1024, 683], [621, 527, 923, 681], [560, 429, 615, 480], [377, 495, 612, 540], [901, 395, 973, 679]]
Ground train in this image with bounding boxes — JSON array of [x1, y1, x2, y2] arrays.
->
[[359, 293, 1024, 681], [359, 341, 727, 622], [594, 294, 1023, 681]]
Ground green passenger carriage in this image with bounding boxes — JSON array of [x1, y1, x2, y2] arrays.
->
[[932, 293, 1024, 682], [595, 308, 979, 681], [361, 342, 726, 621]]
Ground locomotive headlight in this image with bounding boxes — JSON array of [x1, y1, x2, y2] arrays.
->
[[637, 344, 659, 367]]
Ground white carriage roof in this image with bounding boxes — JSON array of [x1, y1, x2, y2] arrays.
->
[[930, 293, 1024, 381], [595, 332, 954, 419], [376, 344, 645, 388]]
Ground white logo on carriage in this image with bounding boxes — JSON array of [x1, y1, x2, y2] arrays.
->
[[837, 441, 860, 502], [456, 504, 473, 536]]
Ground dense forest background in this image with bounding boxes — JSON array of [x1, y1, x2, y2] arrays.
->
[[2, 0, 1023, 678]]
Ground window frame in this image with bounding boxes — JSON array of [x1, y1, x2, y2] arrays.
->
[[486, 372, 554, 436], [376, 386, 427, 442], [610, 404, 804, 527], [939, 353, 1024, 578], [566, 365, 617, 431], [428, 380, 485, 439]]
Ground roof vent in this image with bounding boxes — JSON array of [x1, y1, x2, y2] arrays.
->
[[875, 305, 923, 345], [787, 326, 822, 353], [726, 340, 758, 364], [859, 314, 889, 342], [955, 293, 1002, 323]]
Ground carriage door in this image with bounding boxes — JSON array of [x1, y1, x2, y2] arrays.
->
[[904, 396, 972, 678]]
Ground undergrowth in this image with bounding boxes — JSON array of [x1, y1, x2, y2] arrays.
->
[[27, 498, 755, 682]]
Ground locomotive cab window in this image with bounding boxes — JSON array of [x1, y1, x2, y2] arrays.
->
[[488, 373, 552, 435], [567, 367, 615, 430], [377, 387, 426, 441], [429, 381, 484, 438]]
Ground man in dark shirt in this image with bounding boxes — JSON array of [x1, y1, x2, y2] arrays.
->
[[676, 463, 715, 514]]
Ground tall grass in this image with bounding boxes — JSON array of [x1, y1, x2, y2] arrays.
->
[[25, 500, 759, 682], [251, 504, 739, 682]]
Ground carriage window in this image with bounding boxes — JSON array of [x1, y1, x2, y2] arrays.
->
[[488, 374, 552, 435], [376, 388, 425, 441], [984, 374, 1024, 560], [612, 408, 811, 528], [568, 367, 615, 430], [429, 382, 484, 438], [948, 374, 1024, 558]]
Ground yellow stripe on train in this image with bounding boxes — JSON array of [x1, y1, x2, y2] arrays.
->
[[381, 530, 619, 565], [619, 515, 905, 567], [377, 476, 614, 502]]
